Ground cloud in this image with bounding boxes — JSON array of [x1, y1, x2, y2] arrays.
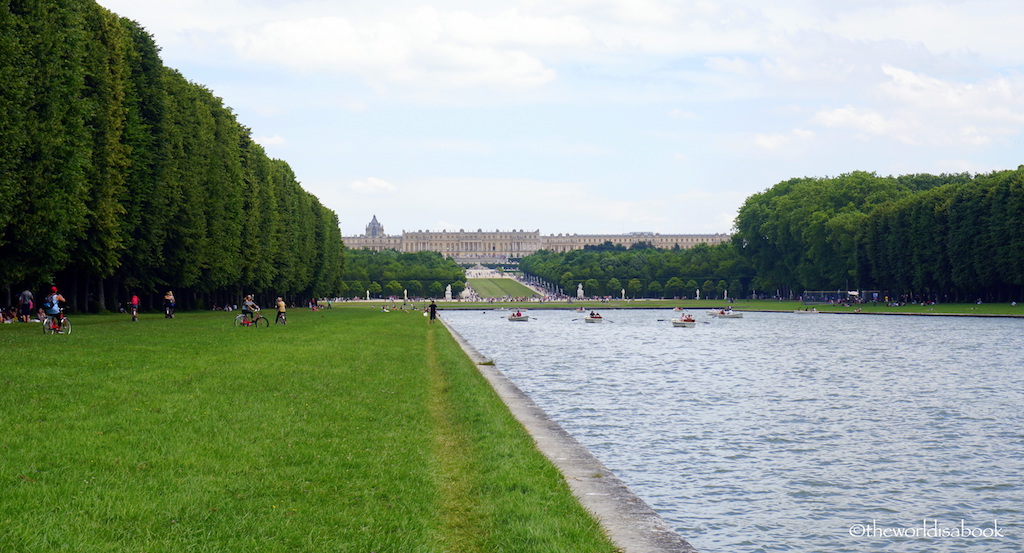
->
[[753, 128, 815, 150], [254, 134, 286, 146], [349, 177, 397, 195], [227, 8, 559, 89]]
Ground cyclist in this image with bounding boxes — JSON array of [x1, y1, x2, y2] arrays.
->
[[275, 297, 287, 324], [130, 293, 140, 322], [242, 295, 259, 323], [42, 286, 67, 331], [163, 290, 175, 318]]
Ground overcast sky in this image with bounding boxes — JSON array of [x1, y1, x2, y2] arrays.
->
[[94, 0, 1024, 236]]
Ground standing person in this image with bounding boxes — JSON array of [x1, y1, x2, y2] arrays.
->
[[275, 297, 287, 324], [130, 293, 140, 322], [428, 300, 437, 324], [18, 289, 33, 323], [163, 290, 175, 318]]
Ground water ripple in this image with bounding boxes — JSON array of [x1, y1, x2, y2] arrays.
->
[[444, 309, 1024, 553]]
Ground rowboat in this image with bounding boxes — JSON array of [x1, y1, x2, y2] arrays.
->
[[794, 308, 819, 314], [671, 317, 696, 327], [584, 315, 603, 323], [710, 309, 743, 318], [507, 314, 529, 322]]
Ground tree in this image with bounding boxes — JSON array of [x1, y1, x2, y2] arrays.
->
[[627, 278, 643, 298], [606, 278, 622, 298], [647, 280, 663, 298]]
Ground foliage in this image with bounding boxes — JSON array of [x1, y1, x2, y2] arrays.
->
[[733, 169, 1024, 301], [520, 242, 753, 299], [0, 1, 343, 310], [340, 249, 465, 299]]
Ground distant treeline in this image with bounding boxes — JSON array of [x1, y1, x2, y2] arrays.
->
[[0, 1, 343, 312], [521, 168, 1024, 302], [520, 242, 754, 299], [340, 249, 466, 299], [733, 169, 1024, 302]]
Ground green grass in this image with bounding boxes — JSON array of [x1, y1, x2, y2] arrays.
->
[[0, 309, 616, 553], [466, 278, 538, 299]]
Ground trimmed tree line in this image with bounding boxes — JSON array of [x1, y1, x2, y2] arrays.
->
[[733, 169, 1024, 302], [520, 242, 754, 300], [340, 249, 466, 300], [1, 1, 343, 312]]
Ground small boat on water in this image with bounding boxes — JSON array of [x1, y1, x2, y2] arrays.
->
[[671, 314, 696, 327], [710, 309, 743, 318], [584, 311, 603, 323], [507, 312, 529, 322], [794, 308, 819, 314]]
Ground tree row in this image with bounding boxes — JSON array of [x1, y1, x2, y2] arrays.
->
[[0, 1, 343, 311], [519, 242, 754, 299], [339, 249, 467, 300], [733, 169, 1024, 301]]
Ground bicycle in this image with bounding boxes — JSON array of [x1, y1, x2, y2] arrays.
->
[[130, 304, 139, 322], [42, 309, 72, 335], [234, 311, 269, 328], [275, 311, 286, 325]]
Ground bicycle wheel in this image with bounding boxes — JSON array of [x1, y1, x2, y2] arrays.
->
[[255, 315, 269, 328], [59, 318, 72, 335], [276, 313, 286, 325], [234, 314, 246, 327], [42, 317, 53, 334]]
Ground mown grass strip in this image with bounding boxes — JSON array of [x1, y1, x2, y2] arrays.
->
[[467, 278, 538, 299], [1, 309, 616, 552]]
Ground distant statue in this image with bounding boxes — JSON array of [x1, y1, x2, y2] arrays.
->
[[696, 289, 700, 300], [621, 288, 625, 300], [445, 284, 452, 301], [366, 290, 370, 300], [577, 283, 584, 299]]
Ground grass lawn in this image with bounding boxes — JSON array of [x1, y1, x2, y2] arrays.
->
[[466, 279, 537, 299], [1, 309, 617, 553]]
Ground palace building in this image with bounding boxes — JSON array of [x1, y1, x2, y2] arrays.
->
[[343, 215, 730, 263]]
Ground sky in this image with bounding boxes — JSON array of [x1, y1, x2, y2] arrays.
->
[[94, 0, 1024, 237]]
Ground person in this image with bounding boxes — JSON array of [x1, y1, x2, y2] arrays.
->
[[242, 295, 259, 322], [164, 290, 175, 318], [276, 297, 286, 324], [42, 286, 67, 331], [18, 289, 33, 323], [130, 293, 140, 322], [428, 300, 437, 324]]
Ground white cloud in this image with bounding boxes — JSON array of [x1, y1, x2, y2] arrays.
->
[[753, 128, 815, 150], [255, 134, 286, 147], [227, 8, 559, 89], [350, 177, 397, 195]]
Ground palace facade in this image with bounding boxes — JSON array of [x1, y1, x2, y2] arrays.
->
[[343, 216, 731, 263]]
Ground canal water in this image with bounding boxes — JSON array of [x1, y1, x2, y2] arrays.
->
[[441, 309, 1024, 553]]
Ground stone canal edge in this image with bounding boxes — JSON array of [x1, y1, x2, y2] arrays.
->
[[441, 318, 699, 553]]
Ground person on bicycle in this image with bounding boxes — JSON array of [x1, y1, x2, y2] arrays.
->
[[130, 293, 140, 321], [276, 297, 286, 324], [242, 295, 259, 322], [164, 290, 175, 318], [43, 286, 66, 328]]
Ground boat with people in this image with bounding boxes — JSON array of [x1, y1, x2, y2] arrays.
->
[[671, 312, 696, 327], [710, 308, 743, 318], [794, 308, 820, 314], [584, 310, 603, 323], [507, 310, 529, 322]]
